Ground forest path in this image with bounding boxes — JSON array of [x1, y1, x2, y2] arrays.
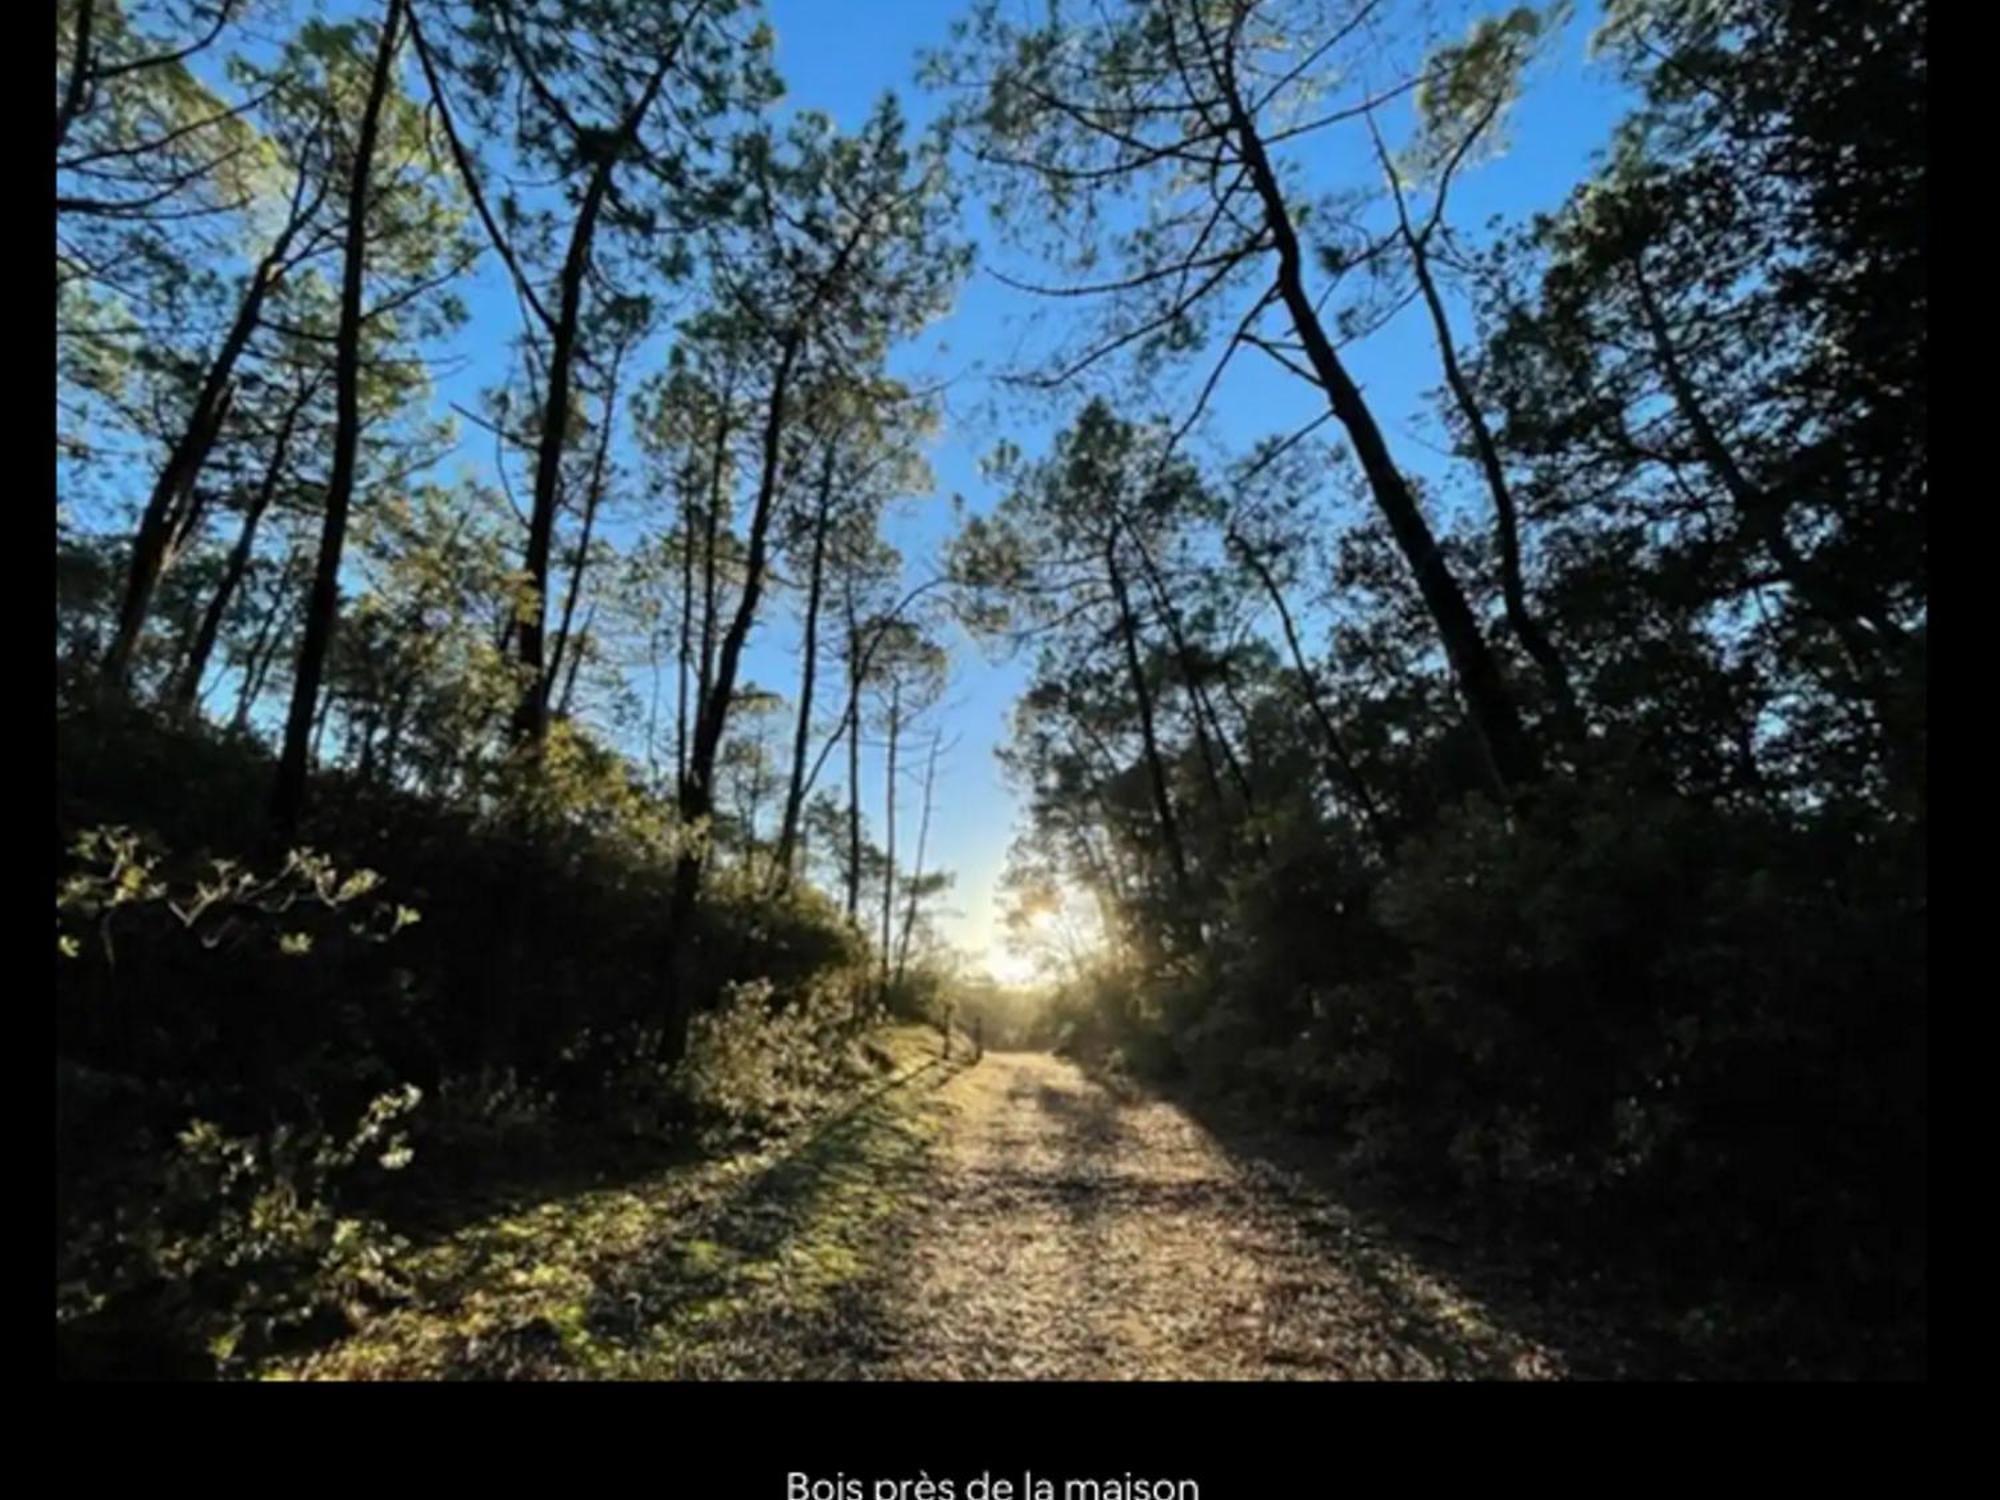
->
[[274, 1040, 1627, 1379], [852, 1051, 1569, 1380]]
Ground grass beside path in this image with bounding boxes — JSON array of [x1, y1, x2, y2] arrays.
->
[[265, 1025, 971, 1380]]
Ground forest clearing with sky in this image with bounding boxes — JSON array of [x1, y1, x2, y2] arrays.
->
[[56, 0, 1924, 1385]]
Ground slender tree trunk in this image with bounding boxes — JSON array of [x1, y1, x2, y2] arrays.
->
[[675, 487, 696, 799], [845, 604, 863, 924], [1117, 517, 1249, 812], [1228, 530, 1388, 846], [545, 348, 623, 725], [102, 380, 236, 689], [681, 342, 798, 823], [511, 67, 673, 746], [1227, 91, 1537, 792], [270, 0, 403, 840], [1630, 253, 1900, 679], [696, 408, 731, 727], [310, 684, 334, 767], [1137, 540, 1255, 811], [645, 615, 664, 789], [170, 387, 308, 714], [894, 731, 940, 990], [233, 545, 301, 734], [102, 158, 320, 690], [555, 603, 594, 720], [659, 338, 800, 1068], [1403, 223, 1584, 747], [775, 444, 837, 889], [879, 676, 899, 1008], [1106, 541, 1191, 903], [511, 190, 603, 744]]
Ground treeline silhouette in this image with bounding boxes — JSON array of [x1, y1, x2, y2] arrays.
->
[[938, 0, 1923, 1378], [58, 0, 970, 1376], [56, 0, 1922, 1380]]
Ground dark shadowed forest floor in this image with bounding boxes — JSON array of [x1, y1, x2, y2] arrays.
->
[[268, 1035, 1672, 1381]]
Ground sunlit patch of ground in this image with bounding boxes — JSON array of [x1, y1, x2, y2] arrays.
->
[[265, 1026, 966, 1381], [270, 1042, 1634, 1381]]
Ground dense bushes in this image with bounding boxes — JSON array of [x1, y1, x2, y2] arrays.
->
[[1044, 768, 1925, 1374], [961, 0, 1923, 1378], [55, 702, 888, 1376]]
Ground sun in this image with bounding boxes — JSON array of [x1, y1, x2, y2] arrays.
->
[[984, 943, 1040, 987]]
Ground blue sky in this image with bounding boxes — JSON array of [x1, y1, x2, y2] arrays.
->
[[414, 0, 1639, 974], [728, 1, 1638, 972], [86, 1, 1637, 975]]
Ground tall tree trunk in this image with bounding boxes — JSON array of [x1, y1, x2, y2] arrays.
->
[[545, 355, 620, 721], [1629, 253, 1901, 681], [659, 337, 801, 1068], [845, 601, 863, 924], [675, 484, 696, 799], [270, 0, 404, 841], [511, 188, 603, 745], [101, 158, 320, 691], [775, 443, 837, 889], [1225, 87, 1538, 792], [102, 379, 235, 689], [511, 66, 674, 746], [680, 341, 798, 826], [696, 406, 731, 729]]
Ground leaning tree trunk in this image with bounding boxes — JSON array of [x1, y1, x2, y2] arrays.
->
[[102, 156, 321, 692], [1226, 87, 1538, 794], [1404, 224, 1584, 750]]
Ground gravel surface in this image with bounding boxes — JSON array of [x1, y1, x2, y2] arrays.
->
[[857, 1051, 1569, 1380], [277, 1044, 1623, 1380]]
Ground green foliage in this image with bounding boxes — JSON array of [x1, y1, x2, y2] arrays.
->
[[961, 0, 1923, 1378], [54, 699, 891, 1375], [55, 821, 432, 1376], [672, 972, 874, 1137]]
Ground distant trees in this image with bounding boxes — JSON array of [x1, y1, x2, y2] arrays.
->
[[650, 96, 966, 1063]]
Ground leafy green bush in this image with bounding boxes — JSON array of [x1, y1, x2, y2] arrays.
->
[[56, 830, 429, 1376]]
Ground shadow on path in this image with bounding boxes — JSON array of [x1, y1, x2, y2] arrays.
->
[[1143, 1078, 1679, 1380]]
